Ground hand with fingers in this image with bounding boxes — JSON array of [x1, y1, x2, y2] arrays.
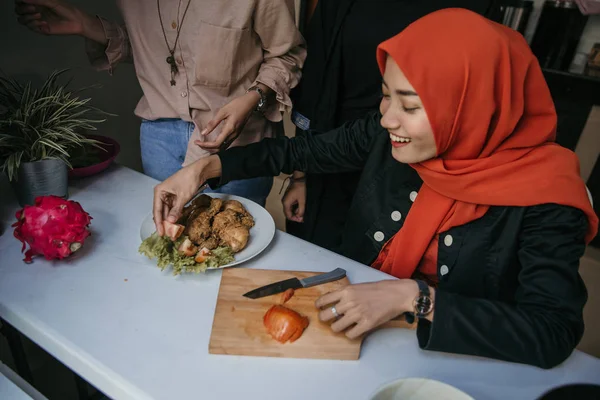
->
[[315, 280, 422, 339], [152, 155, 222, 236], [194, 87, 268, 151], [283, 178, 306, 223], [15, 0, 85, 35]]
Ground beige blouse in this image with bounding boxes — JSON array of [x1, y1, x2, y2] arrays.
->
[[85, 0, 306, 166]]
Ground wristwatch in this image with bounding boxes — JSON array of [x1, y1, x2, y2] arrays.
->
[[246, 85, 267, 113], [412, 279, 434, 318]]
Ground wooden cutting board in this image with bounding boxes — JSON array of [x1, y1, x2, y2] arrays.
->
[[209, 268, 415, 360]]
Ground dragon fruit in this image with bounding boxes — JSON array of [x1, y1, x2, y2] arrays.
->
[[12, 195, 92, 263]]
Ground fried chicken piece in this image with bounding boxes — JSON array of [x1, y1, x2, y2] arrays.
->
[[222, 200, 246, 214], [219, 225, 250, 253], [198, 236, 219, 250], [212, 209, 240, 234], [223, 200, 254, 228], [212, 203, 254, 252], [207, 198, 224, 215], [178, 194, 212, 225], [239, 214, 254, 229], [186, 215, 211, 243], [186, 198, 223, 244], [213, 209, 254, 234]]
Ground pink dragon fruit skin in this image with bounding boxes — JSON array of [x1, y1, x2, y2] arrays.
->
[[12, 196, 92, 263]]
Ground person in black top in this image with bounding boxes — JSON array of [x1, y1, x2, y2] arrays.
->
[[283, 0, 496, 252], [152, 9, 598, 369]]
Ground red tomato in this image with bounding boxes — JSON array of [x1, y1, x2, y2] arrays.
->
[[163, 220, 184, 241], [280, 288, 295, 304], [263, 305, 309, 343]]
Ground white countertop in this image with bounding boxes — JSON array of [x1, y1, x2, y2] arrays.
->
[[0, 362, 46, 400], [0, 369, 33, 400], [1, 165, 599, 400]]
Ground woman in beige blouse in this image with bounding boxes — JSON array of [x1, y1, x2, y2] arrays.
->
[[15, 0, 306, 206]]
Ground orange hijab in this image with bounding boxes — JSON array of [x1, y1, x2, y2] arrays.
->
[[371, 8, 598, 280]]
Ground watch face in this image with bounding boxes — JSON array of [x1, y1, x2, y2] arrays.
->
[[257, 98, 266, 112], [414, 295, 433, 316]]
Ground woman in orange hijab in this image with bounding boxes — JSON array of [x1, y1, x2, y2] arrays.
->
[[153, 8, 598, 368]]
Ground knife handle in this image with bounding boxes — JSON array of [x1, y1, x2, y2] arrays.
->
[[301, 268, 347, 288]]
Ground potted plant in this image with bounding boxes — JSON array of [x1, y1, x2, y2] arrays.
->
[[0, 69, 111, 206]]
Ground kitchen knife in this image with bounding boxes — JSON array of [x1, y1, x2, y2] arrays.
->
[[242, 268, 347, 299]]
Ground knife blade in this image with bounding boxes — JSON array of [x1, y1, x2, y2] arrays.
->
[[242, 268, 347, 299]]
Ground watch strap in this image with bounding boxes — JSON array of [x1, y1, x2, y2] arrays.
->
[[412, 279, 433, 318], [246, 85, 266, 113], [414, 279, 430, 297]]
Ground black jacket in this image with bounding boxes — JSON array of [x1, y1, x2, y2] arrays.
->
[[214, 112, 589, 369]]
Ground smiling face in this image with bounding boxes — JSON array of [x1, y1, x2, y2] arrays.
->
[[380, 56, 437, 164]]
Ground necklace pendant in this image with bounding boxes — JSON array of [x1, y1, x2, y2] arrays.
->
[[170, 79, 176, 86], [166, 55, 175, 65]]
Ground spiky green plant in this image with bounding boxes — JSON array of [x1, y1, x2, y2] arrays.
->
[[0, 69, 113, 181]]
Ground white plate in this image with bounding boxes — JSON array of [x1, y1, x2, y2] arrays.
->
[[369, 378, 474, 400], [140, 193, 276, 270]]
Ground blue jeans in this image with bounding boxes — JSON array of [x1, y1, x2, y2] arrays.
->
[[140, 118, 273, 207]]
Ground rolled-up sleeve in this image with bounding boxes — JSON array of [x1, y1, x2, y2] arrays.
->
[[252, 0, 307, 122], [84, 16, 133, 73]]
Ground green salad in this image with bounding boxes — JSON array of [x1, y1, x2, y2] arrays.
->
[[139, 232, 234, 275]]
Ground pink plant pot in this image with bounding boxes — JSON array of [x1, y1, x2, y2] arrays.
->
[[68, 134, 120, 179]]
